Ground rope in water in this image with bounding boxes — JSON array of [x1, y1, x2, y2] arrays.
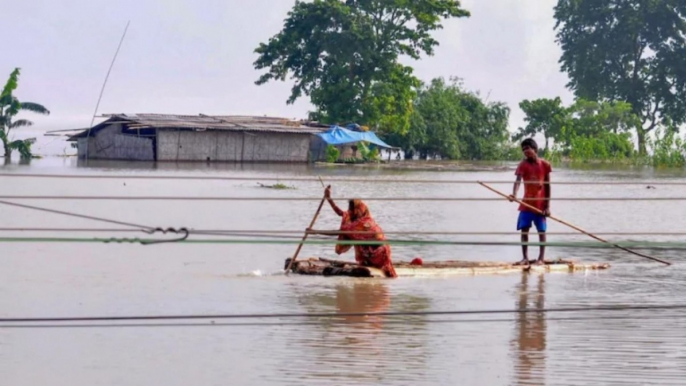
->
[[1, 173, 685, 185], [0, 201, 682, 248], [0, 200, 680, 247], [1, 314, 683, 329], [0, 237, 685, 249], [0, 195, 684, 201], [2, 304, 685, 323], [2, 227, 685, 237], [0, 200, 152, 231]]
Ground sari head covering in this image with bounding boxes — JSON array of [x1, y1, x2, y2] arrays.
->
[[350, 199, 370, 220], [337, 199, 371, 255]]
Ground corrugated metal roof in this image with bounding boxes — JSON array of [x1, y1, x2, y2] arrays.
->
[[69, 114, 329, 139]]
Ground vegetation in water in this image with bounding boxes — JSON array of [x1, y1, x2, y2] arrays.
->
[[339, 157, 368, 164], [325, 145, 340, 164], [1, 68, 50, 159], [515, 96, 686, 167], [638, 130, 686, 167], [257, 182, 297, 190], [515, 98, 638, 161], [356, 142, 380, 162]]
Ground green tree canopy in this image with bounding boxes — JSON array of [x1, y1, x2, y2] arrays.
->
[[253, 0, 469, 136], [567, 99, 640, 136], [514, 97, 568, 151], [394, 77, 511, 160], [515, 97, 639, 159], [554, 0, 686, 154]]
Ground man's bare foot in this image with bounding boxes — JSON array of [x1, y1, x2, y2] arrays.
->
[[516, 258, 530, 266], [535, 258, 546, 265]]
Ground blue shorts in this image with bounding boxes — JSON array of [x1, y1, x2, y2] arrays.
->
[[517, 211, 547, 232]]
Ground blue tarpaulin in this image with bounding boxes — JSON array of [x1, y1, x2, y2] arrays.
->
[[316, 126, 395, 148]]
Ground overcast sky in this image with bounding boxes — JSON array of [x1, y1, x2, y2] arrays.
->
[[3, 0, 573, 135]]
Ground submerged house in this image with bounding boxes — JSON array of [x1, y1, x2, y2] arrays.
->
[[68, 114, 328, 162]]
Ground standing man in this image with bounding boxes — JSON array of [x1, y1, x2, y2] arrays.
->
[[509, 138, 552, 265]]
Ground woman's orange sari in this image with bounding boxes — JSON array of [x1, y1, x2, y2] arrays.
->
[[334, 200, 397, 278]]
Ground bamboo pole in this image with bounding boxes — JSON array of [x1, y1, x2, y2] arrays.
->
[[285, 177, 328, 273], [478, 181, 671, 266]]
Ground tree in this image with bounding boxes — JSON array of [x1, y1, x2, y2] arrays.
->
[[396, 77, 511, 160], [253, 0, 469, 136], [567, 99, 640, 136], [554, 0, 686, 154], [516, 96, 638, 159], [455, 89, 511, 160], [514, 97, 640, 153], [0, 68, 50, 159], [513, 97, 568, 151]]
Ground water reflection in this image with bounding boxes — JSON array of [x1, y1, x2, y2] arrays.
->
[[334, 281, 391, 330], [512, 273, 547, 386], [278, 280, 431, 384]]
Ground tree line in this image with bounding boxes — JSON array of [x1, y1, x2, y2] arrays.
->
[[4, 0, 685, 163], [255, 0, 686, 163]]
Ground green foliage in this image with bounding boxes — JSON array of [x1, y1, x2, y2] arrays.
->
[[0, 68, 50, 158], [367, 147, 380, 162], [356, 141, 380, 162], [567, 99, 639, 137], [362, 65, 419, 137], [500, 142, 523, 161], [390, 77, 511, 160], [565, 131, 634, 161], [8, 138, 36, 159], [357, 141, 370, 160], [644, 129, 686, 167], [338, 156, 367, 164], [0, 68, 19, 99], [325, 144, 340, 163], [517, 97, 641, 160], [554, 0, 686, 154], [254, 0, 469, 136], [514, 97, 567, 151]]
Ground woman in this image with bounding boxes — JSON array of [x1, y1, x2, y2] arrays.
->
[[313, 186, 397, 278]]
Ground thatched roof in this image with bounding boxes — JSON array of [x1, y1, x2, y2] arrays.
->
[[67, 114, 329, 140]]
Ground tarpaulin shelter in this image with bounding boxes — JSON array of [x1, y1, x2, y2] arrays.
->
[[309, 125, 398, 162], [316, 125, 395, 148]]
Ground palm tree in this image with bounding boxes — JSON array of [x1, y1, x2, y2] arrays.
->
[[1, 68, 50, 159]]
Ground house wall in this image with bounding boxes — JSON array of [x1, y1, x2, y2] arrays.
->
[[77, 125, 154, 161], [157, 130, 312, 162], [339, 145, 358, 159]]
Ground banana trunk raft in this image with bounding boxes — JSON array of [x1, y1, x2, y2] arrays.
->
[[285, 257, 610, 278]]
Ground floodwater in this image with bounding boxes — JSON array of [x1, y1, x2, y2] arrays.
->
[[1, 157, 686, 385]]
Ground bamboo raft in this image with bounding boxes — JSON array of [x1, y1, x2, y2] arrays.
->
[[285, 257, 611, 278]]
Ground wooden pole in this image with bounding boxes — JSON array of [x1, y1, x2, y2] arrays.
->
[[285, 177, 329, 273], [478, 181, 671, 266]]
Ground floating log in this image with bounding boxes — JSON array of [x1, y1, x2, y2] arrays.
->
[[284, 257, 610, 278]]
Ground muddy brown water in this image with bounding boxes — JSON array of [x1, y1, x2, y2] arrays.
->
[[1, 158, 685, 385]]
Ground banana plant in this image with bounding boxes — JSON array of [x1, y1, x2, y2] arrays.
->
[[0, 68, 49, 159]]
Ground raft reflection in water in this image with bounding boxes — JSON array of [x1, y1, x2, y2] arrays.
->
[[511, 273, 547, 386], [282, 281, 432, 383]]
